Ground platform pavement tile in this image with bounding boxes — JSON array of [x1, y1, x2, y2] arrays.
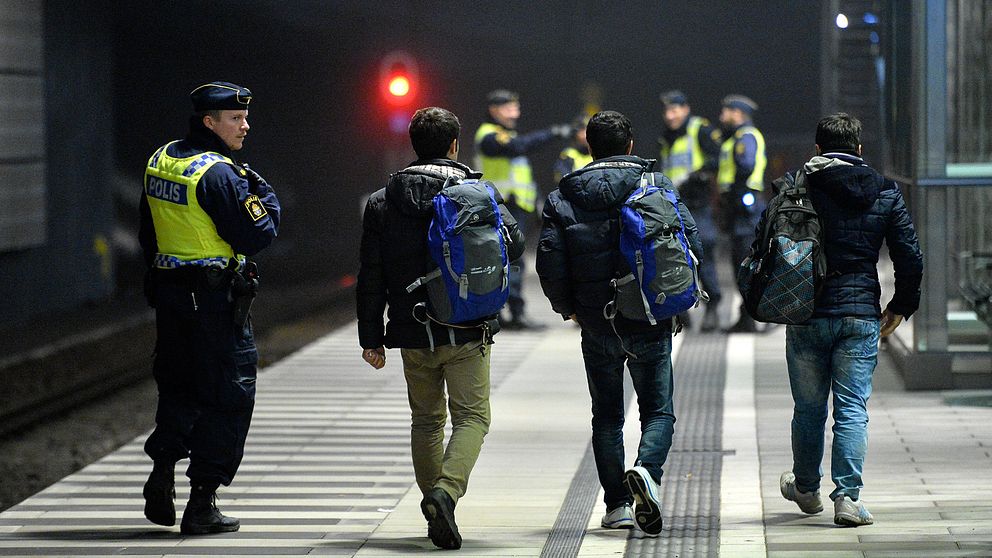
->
[[767, 552, 865, 558], [768, 541, 961, 552], [863, 552, 992, 558]]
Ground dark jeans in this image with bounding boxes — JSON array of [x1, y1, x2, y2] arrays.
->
[[691, 205, 722, 304], [505, 203, 530, 319], [144, 281, 257, 488], [580, 329, 676, 509]]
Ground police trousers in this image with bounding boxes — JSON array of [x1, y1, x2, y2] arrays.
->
[[144, 279, 258, 489]]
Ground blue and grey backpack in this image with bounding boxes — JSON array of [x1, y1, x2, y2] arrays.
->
[[737, 170, 826, 324], [406, 177, 510, 343], [605, 172, 707, 331]]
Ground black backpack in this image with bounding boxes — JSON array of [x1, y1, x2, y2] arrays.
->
[[736, 170, 827, 324]]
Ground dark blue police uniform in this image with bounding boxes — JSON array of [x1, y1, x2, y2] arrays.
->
[[138, 82, 280, 534]]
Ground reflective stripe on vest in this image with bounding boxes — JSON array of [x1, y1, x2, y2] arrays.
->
[[560, 146, 593, 173], [717, 125, 766, 192], [660, 116, 705, 187], [473, 122, 537, 212], [144, 141, 241, 268]]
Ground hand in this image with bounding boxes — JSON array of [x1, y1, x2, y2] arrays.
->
[[362, 346, 386, 369], [880, 310, 903, 337], [550, 124, 574, 138], [241, 163, 268, 193]]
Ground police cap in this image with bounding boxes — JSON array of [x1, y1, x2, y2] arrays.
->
[[486, 89, 519, 106], [721, 94, 758, 115], [190, 81, 252, 112], [660, 90, 688, 106]]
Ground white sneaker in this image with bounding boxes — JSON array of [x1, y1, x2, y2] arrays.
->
[[601, 504, 634, 529], [833, 495, 873, 526], [623, 466, 663, 536], [779, 471, 823, 514]]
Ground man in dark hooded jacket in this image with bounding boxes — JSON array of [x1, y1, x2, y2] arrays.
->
[[357, 107, 524, 550], [536, 111, 703, 536], [776, 113, 923, 527]]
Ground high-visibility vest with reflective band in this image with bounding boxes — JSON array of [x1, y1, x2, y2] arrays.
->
[[144, 141, 242, 268], [473, 122, 537, 212], [660, 116, 706, 187], [560, 146, 593, 173], [718, 124, 766, 192]]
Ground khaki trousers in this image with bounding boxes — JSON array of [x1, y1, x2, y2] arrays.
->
[[401, 340, 491, 504]]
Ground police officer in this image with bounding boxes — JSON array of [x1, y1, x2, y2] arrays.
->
[[474, 89, 570, 330], [138, 81, 280, 534], [717, 94, 766, 333], [553, 115, 594, 183], [658, 91, 723, 331]]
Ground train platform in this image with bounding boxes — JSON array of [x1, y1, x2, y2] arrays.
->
[[2, 283, 992, 557]]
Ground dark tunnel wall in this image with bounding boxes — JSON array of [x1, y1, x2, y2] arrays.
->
[[109, 1, 819, 289], [0, 1, 115, 325]]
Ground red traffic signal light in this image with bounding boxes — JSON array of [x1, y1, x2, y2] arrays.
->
[[379, 51, 418, 106], [387, 75, 411, 98]]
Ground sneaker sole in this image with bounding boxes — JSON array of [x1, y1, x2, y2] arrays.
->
[[421, 493, 462, 550], [623, 469, 663, 536], [601, 518, 635, 529], [834, 512, 873, 527]]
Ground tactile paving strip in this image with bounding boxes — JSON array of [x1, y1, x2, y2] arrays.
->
[[626, 333, 728, 557]]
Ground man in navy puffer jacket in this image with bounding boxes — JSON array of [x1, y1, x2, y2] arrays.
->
[[537, 111, 703, 536], [777, 113, 923, 527]]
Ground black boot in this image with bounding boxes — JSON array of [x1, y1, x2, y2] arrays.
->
[[180, 485, 240, 535], [701, 304, 719, 332], [725, 314, 757, 333], [421, 487, 461, 550], [143, 462, 176, 526]]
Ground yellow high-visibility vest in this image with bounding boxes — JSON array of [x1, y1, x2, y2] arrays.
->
[[474, 122, 537, 212], [144, 141, 241, 268], [560, 146, 593, 173], [717, 125, 766, 193], [660, 116, 706, 187]]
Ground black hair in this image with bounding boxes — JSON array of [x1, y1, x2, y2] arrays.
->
[[816, 112, 862, 154], [409, 107, 460, 160], [586, 110, 632, 159]]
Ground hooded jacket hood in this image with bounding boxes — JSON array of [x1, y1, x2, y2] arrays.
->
[[804, 154, 884, 210], [384, 158, 479, 217], [558, 155, 656, 211]]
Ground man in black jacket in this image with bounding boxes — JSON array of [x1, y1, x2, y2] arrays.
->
[[536, 111, 703, 536], [357, 107, 525, 550], [777, 113, 923, 527]]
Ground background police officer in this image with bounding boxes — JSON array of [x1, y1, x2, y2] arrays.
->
[[717, 94, 766, 333], [553, 114, 594, 184], [658, 90, 723, 331], [474, 89, 570, 330], [138, 81, 281, 534]]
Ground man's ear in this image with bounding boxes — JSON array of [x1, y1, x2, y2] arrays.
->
[[202, 114, 215, 131], [625, 139, 634, 156], [448, 138, 459, 159], [856, 144, 863, 156], [814, 144, 822, 156]]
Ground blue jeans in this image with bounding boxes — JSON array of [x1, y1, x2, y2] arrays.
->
[[786, 317, 879, 501], [580, 329, 676, 509]]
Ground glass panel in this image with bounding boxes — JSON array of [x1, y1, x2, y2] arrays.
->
[[882, 0, 913, 176], [946, 0, 992, 167]]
